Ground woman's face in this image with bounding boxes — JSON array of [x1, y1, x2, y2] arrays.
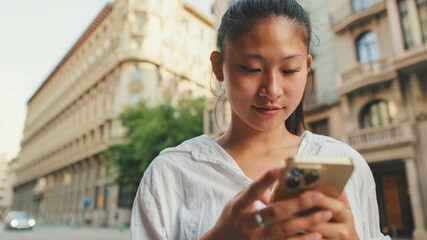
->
[[212, 17, 312, 133]]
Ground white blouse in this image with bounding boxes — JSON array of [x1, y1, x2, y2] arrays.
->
[[131, 131, 391, 240]]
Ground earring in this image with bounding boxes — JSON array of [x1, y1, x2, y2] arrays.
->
[[219, 81, 223, 87]]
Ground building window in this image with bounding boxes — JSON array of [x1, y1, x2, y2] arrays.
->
[[137, 17, 145, 31], [352, 0, 371, 12], [356, 32, 379, 62], [130, 91, 140, 106], [63, 172, 71, 186], [94, 186, 100, 209], [100, 125, 104, 142], [417, 0, 427, 43], [90, 130, 95, 143], [398, 0, 414, 49], [133, 66, 141, 81], [182, 18, 188, 29], [118, 185, 135, 208], [308, 119, 329, 136], [360, 100, 397, 128], [103, 185, 109, 209]]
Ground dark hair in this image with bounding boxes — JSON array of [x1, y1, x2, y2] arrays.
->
[[216, 0, 312, 134]]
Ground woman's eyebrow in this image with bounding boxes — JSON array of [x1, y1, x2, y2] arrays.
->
[[240, 53, 303, 61]]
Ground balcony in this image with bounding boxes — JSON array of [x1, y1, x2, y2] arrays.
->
[[338, 58, 397, 94], [331, 0, 386, 33], [394, 44, 427, 73], [348, 123, 416, 151]]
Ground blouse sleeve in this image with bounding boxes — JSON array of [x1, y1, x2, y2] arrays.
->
[[131, 178, 167, 240], [357, 154, 391, 240]]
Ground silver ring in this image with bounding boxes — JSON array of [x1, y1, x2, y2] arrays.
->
[[254, 210, 265, 227]]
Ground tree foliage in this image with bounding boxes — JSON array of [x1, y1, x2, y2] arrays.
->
[[105, 98, 206, 191]]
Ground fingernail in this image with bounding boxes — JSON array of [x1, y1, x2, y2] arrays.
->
[[320, 211, 333, 221], [311, 193, 321, 204], [311, 232, 322, 240]]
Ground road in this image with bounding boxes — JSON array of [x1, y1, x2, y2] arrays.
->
[[0, 225, 130, 240]]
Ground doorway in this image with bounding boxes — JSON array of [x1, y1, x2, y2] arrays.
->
[[369, 160, 414, 238]]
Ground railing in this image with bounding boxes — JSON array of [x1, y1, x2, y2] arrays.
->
[[341, 58, 393, 84], [348, 123, 415, 150], [331, 0, 384, 26]]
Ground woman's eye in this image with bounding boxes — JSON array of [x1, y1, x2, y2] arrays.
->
[[283, 69, 300, 74], [240, 65, 261, 73]]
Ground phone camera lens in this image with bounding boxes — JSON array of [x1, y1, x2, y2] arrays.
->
[[304, 170, 319, 186], [287, 169, 303, 189]]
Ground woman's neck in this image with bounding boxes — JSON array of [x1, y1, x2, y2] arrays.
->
[[215, 121, 302, 180], [216, 117, 298, 151]]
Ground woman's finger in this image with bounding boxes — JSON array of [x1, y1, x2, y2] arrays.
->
[[260, 191, 327, 225], [285, 232, 323, 240], [310, 222, 359, 240], [338, 191, 351, 208], [235, 169, 280, 209], [258, 210, 332, 238], [284, 232, 323, 240], [309, 192, 351, 223]]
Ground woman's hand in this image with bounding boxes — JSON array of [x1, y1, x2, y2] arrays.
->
[[308, 193, 360, 240], [200, 169, 334, 240]]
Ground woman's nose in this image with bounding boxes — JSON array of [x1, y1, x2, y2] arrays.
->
[[258, 71, 284, 100]]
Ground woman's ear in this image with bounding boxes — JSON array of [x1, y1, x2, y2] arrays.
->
[[307, 54, 313, 70], [210, 51, 224, 82]]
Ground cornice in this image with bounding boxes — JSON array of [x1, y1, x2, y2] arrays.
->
[[183, 3, 214, 28], [28, 3, 113, 104]]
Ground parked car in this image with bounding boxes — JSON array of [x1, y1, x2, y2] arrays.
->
[[4, 211, 36, 230]]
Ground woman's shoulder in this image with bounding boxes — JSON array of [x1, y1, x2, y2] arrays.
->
[[158, 134, 214, 156], [141, 134, 220, 182], [301, 130, 348, 147], [300, 131, 372, 176], [300, 131, 363, 160]]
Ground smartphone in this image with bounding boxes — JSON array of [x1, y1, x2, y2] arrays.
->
[[271, 156, 354, 202]]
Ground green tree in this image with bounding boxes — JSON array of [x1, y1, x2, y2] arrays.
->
[[105, 98, 206, 191]]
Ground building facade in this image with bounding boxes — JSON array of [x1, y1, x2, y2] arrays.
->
[[0, 155, 13, 218], [12, 0, 215, 227], [331, 0, 427, 238], [208, 0, 427, 239]]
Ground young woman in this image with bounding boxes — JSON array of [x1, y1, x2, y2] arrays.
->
[[131, 0, 390, 239]]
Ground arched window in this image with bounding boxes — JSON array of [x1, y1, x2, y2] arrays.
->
[[360, 100, 397, 128], [356, 32, 379, 62], [352, 0, 371, 12]]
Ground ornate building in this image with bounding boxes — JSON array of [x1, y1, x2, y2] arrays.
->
[[331, 0, 427, 238], [209, 0, 427, 239], [11, 0, 215, 227]]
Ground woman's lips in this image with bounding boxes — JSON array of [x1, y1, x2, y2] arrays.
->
[[252, 106, 282, 116]]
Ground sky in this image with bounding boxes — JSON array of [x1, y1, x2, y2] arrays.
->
[[0, 0, 216, 160]]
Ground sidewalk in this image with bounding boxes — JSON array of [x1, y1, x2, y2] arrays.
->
[[0, 225, 131, 240]]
